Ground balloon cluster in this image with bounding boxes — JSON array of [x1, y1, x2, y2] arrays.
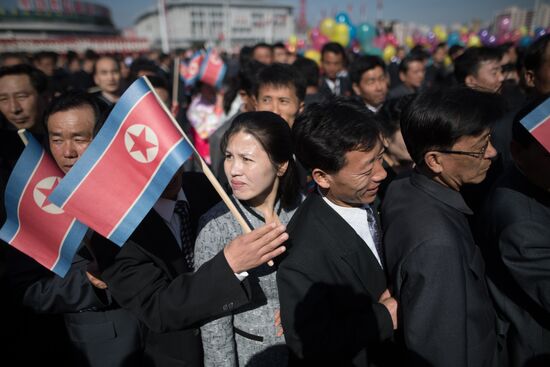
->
[[297, 11, 550, 65]]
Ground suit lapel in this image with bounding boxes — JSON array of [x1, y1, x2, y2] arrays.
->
[[310, 194, 387, 297]]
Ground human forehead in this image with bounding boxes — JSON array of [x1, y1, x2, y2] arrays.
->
[[0, 73, 36, 92], [257, 84, 298, 100], [340, 140, 383, 172], [476, 59, 501, 73], [95, 58, 119, 71], [226, 131, 264, 153], [361, 66, 386, 80], [453, 129, 491, 147], [47, 105, 95, 133]]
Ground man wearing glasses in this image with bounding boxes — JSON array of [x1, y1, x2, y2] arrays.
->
[[381, 86, 505, 367]]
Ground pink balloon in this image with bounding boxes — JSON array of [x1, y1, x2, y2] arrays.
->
[[373, 35, 386, 49], [310, 27, 321, 42], [386, 33, 398, 46], [313, 34, 329, 51], [461, 34, 469, 44]]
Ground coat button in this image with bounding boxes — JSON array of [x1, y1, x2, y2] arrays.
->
[[222, 304, 228, 311], [228, 302, 234, 310]]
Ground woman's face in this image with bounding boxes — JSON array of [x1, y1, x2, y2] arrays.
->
[[224, 131, 281, 206]]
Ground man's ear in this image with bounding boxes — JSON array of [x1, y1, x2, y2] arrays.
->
[[312, 168, 331, 189], [524, 70, 536, 88], [424, 151, 444, 174], [464, 74, 477, 89], [399, 71, 406, 83], [298, 101, 305, 114], [352, 82, 361, 96], [252, 95, 259, 110]]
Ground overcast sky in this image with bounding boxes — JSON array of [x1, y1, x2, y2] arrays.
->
[[92, 0, 540, 29]]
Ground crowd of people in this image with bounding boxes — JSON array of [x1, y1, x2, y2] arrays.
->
[[0, 33, 549, 367]]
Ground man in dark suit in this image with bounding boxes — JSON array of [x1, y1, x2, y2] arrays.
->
[[319, 42, 352, 99], [478, 98, 550, 367], [382, 87, 504, 367], [277, 98, 398, 366], [8, 90, 144, 366]]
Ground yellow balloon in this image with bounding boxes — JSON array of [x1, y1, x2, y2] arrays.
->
[[460, 26, 469, 35], [330, 23, 350, 47], [405, 35, 414, 49], [383, 45, 396, 63], [288, 34, 298, 46], [467, 35, 481, 47], [444, 55, 452, 68], [304, 49, 321, 65], [435, 29, 448, 42], [320, 18, 336, 37], [520, 25, 528, 37]]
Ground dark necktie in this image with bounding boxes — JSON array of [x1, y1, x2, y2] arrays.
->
[[174, 200, 194, 271], [366, 205, 384, 268]]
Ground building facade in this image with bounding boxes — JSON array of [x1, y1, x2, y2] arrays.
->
[[134, 0, 295, 50]]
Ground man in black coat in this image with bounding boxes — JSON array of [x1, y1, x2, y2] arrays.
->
[[478, 98, 550, 367], [277, 98, 398, 366], [382, 87, 504, 367]]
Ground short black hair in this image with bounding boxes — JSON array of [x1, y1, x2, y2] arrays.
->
[[454, 47, 503, 84], [399, 54, 425, 74], [448, 44, 465, 58], [378, 94, 416, 138], [349, 55, 386, 85], [0, 64, 48, 94], [44, 91, 105, 136], [273, 42, 286, 50], [524, 34, 550, 74], [400, 86, 505, 165], [34, 51, 58, 64], [253, 63, 306, 102], [321, 42, 348, 65], [292, 97, 382, 173], [253, 42, 273, 53], [221, 111, 301, 209], [292, 56, 319, 88]]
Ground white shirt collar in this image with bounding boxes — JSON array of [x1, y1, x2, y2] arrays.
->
[[153, 189, 187, 222]]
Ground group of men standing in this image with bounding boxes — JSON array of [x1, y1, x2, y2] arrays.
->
[[0, 33, 549, 367]]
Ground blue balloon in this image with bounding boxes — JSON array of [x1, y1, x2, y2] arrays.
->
[[447, 32, 461, 46], [335, 12, 351, 25], [519, 35, 532, 47], [357, 22, 376, 44], [349, 24, 357, 40], [535, 27, 547, 39], [362, 44, 383, 57]]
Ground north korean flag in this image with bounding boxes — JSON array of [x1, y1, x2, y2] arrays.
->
[[520, 96, 550, 153], [179, 51, 204, 87], [0, 132, 87, 277], [49, 77, 194, 246], [199, 48, 227, 89]]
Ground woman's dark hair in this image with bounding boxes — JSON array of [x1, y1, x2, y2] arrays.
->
[[400, 86, 505, 165], [221, 111, 300, 209]]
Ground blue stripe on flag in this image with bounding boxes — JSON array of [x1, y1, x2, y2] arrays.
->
[[50, 78, 151, 207], [0, 132, 43, 243], [108, 138, 193, 245], [215, 64, 227, 89], [51, 220, 88, 276], [521, 96, 550, 132]]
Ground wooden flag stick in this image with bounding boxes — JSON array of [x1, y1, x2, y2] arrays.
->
[[140, 77, 278, 263], [18, 129, 29, 146], [171, 56, 180, 111]]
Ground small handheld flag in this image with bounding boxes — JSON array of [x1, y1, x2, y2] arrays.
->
[[0, 131, 87, 277], [199, 48, 227, 89], [179, 51, 205, 87], [49, 77, 194, 245], [520, 96, 550, 153]]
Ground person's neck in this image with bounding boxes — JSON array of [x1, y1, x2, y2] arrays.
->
[[246, 182, 280, 223], [417, 165, 460, 191], [102, 91, 120, 103], [306, 86, 319, 95]]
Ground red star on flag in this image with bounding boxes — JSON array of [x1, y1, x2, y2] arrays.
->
[[37, 178, 59, 208], [128, 128, 157, 160]]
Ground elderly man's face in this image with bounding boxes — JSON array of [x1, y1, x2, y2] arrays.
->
[[0, 73, 41, 130]]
